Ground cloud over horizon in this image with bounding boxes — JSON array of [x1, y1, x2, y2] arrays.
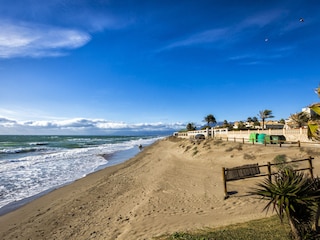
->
[[0, 117, 185, 135]]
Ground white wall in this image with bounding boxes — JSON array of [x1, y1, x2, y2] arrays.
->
[[174, 127, 310, 142]]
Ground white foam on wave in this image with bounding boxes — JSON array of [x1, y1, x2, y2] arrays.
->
[[0, 136, 162, 210], [0, 147, 109, 209]]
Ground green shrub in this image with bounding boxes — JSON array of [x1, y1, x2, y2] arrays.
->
[[243, 153, 256, 160]]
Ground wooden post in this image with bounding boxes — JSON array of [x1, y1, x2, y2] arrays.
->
[[267, 162, 272, 182], [226, 137, 228, 142], [279, 142, 282, 147], [234, 137, 236, 142], [222, 167, 228, 199], [308, 156, 314, 179], [242, 138, 244, 144], [298, 141, 301, 147]]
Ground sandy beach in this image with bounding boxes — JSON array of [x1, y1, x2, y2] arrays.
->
[[1, 136, 319, 240]]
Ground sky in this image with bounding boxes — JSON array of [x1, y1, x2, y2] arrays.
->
[[1, 0, 320, 135]]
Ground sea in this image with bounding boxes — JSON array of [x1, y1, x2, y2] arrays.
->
[[0, 135, 163, 215]]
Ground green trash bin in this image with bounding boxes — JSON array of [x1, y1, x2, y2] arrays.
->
[[271, 135, 286, 144], [278, 135, 286, 144], [249, 133, 258, 143], [270, 135, 279, 144], [264, 135, 271, 144], [257, 133, 266, 144]]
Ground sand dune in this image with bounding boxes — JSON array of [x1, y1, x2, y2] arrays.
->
[[1, 136, 319, 239]]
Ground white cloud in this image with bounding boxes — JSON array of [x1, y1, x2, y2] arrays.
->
[[163, 28, 228, 50], [0, 0, 135, 59], [161, 9, 285, 50], [0, 117, 17, 127], [238, 9, 285, 29], [0, 21, 91, 58], [228, 44, 297, 65], [0, 117, 185, 135]]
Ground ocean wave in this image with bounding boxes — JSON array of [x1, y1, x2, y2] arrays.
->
[[0, 135, 162, 210], [0, 147, 48, 154]]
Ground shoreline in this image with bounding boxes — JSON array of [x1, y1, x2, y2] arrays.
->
[[1, 137, 318, 239], [0, 145, 142, 217]]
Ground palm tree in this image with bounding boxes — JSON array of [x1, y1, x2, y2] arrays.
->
[[258, 109, 274, 130], [290, 112, 310, 128], [186, 122, 196, 131], [251, 169, 320, 240], [204, 114, 216, 128]]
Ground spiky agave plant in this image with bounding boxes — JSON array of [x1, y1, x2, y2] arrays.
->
[[251, 169, 320, 240], [310, 177, 320, 232]]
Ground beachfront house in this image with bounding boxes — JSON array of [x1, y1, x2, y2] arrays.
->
[[233, 120, 284, 130], [264, 120, 285, 130]]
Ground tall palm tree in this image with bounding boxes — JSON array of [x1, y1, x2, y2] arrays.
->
[[204, 114, 216, 128], [186, 122, 196, 131], [251, 169, 320, 240], [258, 109, 274, 130]]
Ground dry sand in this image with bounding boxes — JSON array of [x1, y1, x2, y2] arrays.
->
[[1, 136, 320, 240]]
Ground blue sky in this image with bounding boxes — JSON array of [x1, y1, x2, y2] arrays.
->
[[1, 0, 320, 135]]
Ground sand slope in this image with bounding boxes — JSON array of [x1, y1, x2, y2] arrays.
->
[[1, 137, 319, 239]]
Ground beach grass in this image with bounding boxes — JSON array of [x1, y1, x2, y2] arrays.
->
[[156, 215, 291, 240]]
